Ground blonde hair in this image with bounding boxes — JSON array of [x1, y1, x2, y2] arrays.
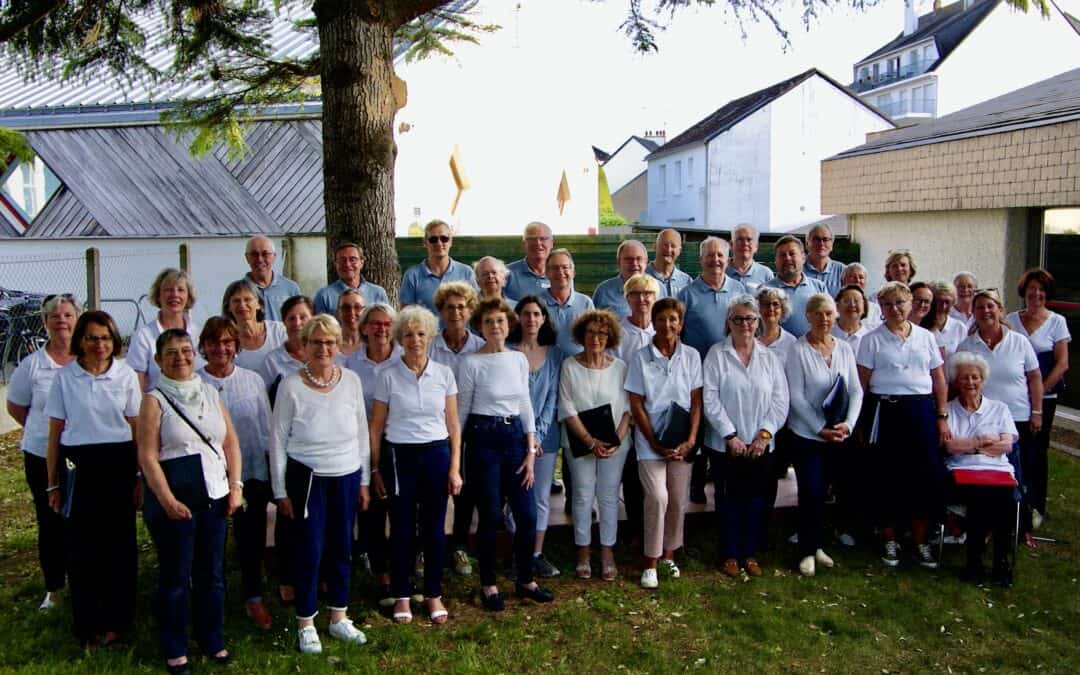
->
[[149, 268, 196, 310], [876, 281, 913, 304], [434, 281, 479, 312], [622, 273, 660, 297], [804, 292, 836, 317], [301, 314, 342, 343], [394, 305, 439, 343]]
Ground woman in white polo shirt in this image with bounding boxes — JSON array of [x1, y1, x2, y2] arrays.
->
[[1007, 268, 1071, 530], [44, 310, 141, 646], [943, 352, 1020, 587], [625, 296, 702, 589], [6, 294, 80, 611], [702, 295, 789, 579], [127, 268, 204, 392], [857, 281, 950, 570], [957, 288, 1042, 545], [369, 305, 461, 624], [786, 294, 863, 577], [139, 328, 244, 672], [259, 295, 314, 390], [270, 314, 371, 654]]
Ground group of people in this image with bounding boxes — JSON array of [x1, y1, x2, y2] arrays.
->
[[6, 220, 1069, 671]]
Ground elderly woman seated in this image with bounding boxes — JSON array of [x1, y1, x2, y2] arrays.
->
[[942, 352, 1020, 587]]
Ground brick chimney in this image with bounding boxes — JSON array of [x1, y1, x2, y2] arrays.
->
[[643, 129, 666, 146]]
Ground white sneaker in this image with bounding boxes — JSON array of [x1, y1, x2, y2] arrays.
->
[[452, 549, 473, 576], [798, 556, 815, 577], [787, 532, 799, 544], [38, 592, 57, 611], [328, 618, 367, 645], [916, 544, 939, 569], [1032, 509, 1044, 530], [815, 549, 835, 568], [658, 559, 681, 578], [297, 625, 322, 654], [838, 533, 856, 547], [640, 568, 659, 589]]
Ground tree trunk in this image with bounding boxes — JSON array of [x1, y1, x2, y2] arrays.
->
[[315, 0, 402, 302]]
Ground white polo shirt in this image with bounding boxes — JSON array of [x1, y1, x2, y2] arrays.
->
[[831, 323, 871, 361], [615, 316, 656, 365], [234, 321, 287, 373], [374, 357, 458, 444], [786, 337, 864, 442], [6, 348, 66, 457], [259, 345, 304, 388], [624, 341, 703, 461], [956, 330, 1039, 422], [44, 358, 141, 446], [429, 331, 485, 382], [126, 317, 205, 391], [945, 396, 1019, 474], [933, 316, 968, 357], [702, 338, 789, 451], [857, 322, 943, 395], [345, 344, 404, 418], [761, 329, 798, 366]]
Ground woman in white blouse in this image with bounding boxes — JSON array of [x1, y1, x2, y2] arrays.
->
[[625, 297, 702, 589], [957, 288, 1042, 545], [139, 328, 243, 672], [460, 298, 554, 609], [222, 279, 286, 373], [44, 310, 141, 646], [832, 285, 872, 356], [856, 281, 949, 570], [335, 289, 366, 358], [197, 317, 274, 630], [259, 296, 313, 391], [6, 294, 80, 611], [756, 286, 797, 363], [559, 309, 632, 582], [922, 281, 967, 359], [839, 263, 882, 327], [943, 352, 1020, 587], [785, 294, 863, 576], [1007, 268, 1071, 530], [369, 305, 461, 624], [269, 315, 371, 654], [703, 295, 789, 578], [127, 268, 203, 392]]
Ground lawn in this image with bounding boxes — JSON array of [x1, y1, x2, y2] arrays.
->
[[0, 429, 1077, 674]]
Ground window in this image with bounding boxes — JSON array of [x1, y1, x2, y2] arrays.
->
[[887, 57, 899, 76], [0, 157, 60, 222], [872, 63, 880, 81], [923, 45, 934, 63], [687, 157, 694, 188], [658, 164, 667, 198], [898, 89, 909, 115], [674, 161, 682, 195]]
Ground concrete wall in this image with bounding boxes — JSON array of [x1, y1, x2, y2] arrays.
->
[[706, 105, 771, 231], [769, 76, 893, 232], [936, 4, 1080, 118], [851, 207, 1032, 310], [646, 144, 706, 228]]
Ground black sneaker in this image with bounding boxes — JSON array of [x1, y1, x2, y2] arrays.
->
[[533, 554, 561, 578], [515, 583, 555, 603], [481, 591, 505, 612], [916, 544, 939, 569], [882, 540, 900, 567]]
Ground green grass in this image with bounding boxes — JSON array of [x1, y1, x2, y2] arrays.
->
[[0, 430, 1077, 674]]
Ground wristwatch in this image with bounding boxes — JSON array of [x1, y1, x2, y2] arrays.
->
[[757, 429, 773, 441], [936, 412, 949, 420]]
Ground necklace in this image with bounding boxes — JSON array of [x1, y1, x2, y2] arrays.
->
[[303, 363, 339, 388]]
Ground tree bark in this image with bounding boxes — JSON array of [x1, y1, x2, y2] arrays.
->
[[315, 0, 402, 302]]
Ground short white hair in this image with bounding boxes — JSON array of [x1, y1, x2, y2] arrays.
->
[[473, 256, 509, 283], [699, 236, 730, 258], [732, 223, 759, 241], [755, 286, 791, 321], [948, 351, 990, 382]]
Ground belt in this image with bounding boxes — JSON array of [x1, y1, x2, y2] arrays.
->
[[470, 414, 520, 425], [389, 438, 448, 451], [872, 393, 932, 403]]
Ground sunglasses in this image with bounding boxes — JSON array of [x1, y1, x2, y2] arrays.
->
[[427, 235, 451, 244]]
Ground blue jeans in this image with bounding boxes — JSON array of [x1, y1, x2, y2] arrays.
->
[[389, 440, 450, 598], [791, 434, 827, 557], [466, 415, 536, 586], [146, 497, 227, 660], [710, 449, 773, 562], [291, 469, 361, 619]]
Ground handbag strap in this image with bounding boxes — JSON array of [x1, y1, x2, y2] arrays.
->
[[155, 388, 222, 460]]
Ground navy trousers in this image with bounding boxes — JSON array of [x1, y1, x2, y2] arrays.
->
[[389, 440, 450, 598], [290, 469, 361, 619]]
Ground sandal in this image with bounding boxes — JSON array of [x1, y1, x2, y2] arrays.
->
[[392, 598, 413, 624], [575, 562, 592, 579], [426, 597, 448, 625], [601, 561, 618, 581], [1023, 533, 1038, 549]]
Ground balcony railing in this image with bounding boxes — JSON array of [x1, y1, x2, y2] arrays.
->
[[876, 98, 937, 118], [850, 64, 929, 93]]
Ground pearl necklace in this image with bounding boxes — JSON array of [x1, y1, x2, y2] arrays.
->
[[303, 364, 339, 388]]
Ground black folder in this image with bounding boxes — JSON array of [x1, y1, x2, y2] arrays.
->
[[1037, 350, 1065, 396], [143, 454, 211, 520], [285, 456, 315, 519], [822, 374, 849, 429], [656, 402, 692, 449], [568, 404, 620, 458]]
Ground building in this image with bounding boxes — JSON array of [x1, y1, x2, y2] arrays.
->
[[822, 67, 1080, 307], [600, 133, 665, 224], [644, 68, 894, 233], [850, 0, 1080, 125]]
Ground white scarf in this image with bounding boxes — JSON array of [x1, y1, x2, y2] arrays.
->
[[157, 373, 206, 408]]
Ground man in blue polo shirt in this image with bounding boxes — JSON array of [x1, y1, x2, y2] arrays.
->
[[505, 221, 553, 300], [540, 248, 593, 357], [803, 224, 846, 296], [765, 235, 828, 337], [677, 237, 746, 359], [243, 235, 302, 321], [645, 229, 692, 298], [592, 239, 648, 319], [313, 241, 389, 314], [400, 219, 477, 313], [726, 223, 774, 292]]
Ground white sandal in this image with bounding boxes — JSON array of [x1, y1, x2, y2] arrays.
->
[[392, 598, 413, 624]]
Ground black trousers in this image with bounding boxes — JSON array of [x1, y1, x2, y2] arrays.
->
[[233, 479, 272, 601], [949, 477, 1015, 569], [23, 452, 66, 592], [621, 443, 644, 542], [1024, 398, 1056, 515], [63, 442, 138, 643]]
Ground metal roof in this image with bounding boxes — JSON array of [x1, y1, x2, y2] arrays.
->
[[829, 67, 1080, 159]]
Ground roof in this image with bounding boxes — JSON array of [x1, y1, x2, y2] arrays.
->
[[592, 146, 611, 163], [18, 120, 326, 237], [602, 135, 662, 165], [855, 0, 999, 69], [829, 66, 1080, 159], [1063, 8, 1080, 35], [648, 68, 891, 159]]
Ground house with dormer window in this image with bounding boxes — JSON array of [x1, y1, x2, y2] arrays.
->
[[851, 0, 1080, 124]]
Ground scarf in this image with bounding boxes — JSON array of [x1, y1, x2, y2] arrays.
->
[[157, 373, 207, 408]]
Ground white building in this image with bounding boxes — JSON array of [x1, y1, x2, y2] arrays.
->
[[599, 133, 665, 224], [850, 0, 1080, 125], [644, 69, 894, 233]]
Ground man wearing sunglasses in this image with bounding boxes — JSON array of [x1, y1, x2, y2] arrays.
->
[[243, 236, 302, 321], [313, 242, 389, 315], [505, 221, 554, 301], [400, 220, 477, 313]]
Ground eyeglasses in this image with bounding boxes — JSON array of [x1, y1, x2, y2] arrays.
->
[[162, 347, 196, 358], [307, 339, 338, 349], [729, 316, 758, 325], [246, 251, 274, 258], [626, 291, 656, 298], [525, 236, 552, 243], [427, 235, 451, 244], [366, 320, 393, 329], [82, 334, 114, 343], [809, 236, 834, 244]]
